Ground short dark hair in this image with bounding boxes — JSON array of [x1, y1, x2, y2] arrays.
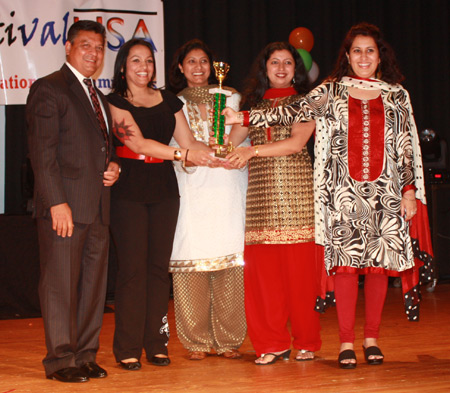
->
[[168, 39, 216, 93], [240, 41, 309, 109], [111, 38, 156, 97], [329, 22, 404, 84], [67, 20, 106, 44]]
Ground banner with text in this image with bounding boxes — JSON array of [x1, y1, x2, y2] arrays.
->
[[0, 0, 164, 104]]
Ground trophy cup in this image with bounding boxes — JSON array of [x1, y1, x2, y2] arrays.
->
[[209, 61, 232, 157]]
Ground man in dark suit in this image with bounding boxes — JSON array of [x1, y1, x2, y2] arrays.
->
[[26, 20, 120, 383]]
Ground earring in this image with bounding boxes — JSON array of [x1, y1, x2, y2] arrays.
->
[[376, 66, 382, 79], [292, 77, 295, 84]]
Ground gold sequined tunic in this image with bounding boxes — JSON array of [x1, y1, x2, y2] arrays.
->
[[246, 94, 315, 245]]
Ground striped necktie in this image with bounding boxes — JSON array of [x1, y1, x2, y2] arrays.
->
[[83, 78, 109, 167]]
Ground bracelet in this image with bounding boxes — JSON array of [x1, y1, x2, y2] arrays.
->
[[237, 112, 244, 126], [185, 149, 189, 162], [402, 196, 415, 201], [253, 145, 259, 157], [173, 149, 182, 161]]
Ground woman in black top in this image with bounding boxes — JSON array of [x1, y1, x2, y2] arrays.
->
[[107, 38, 217, 370]]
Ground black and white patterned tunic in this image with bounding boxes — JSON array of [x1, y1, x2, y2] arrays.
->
[[249, 77, 427, 275]]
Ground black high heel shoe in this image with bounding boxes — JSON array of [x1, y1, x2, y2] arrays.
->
[[338, 349, 357, 369], [255, 349, 291, 365], [362, 346, 384, 365]]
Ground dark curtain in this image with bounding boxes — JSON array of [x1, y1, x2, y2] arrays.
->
[[4, 0, 449, 214], [163, 0, 450, 140], [5, 105, 30, 214]]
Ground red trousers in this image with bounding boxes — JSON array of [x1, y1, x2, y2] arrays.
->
[[244, 242, 322, 356], [334, 272, 388, 343]]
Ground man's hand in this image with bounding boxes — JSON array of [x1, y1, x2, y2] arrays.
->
[[103, 161, 120, 186], [50, 203, 74, 237]]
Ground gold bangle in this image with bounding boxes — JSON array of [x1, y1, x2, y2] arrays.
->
[[253, 145, 259, 157], [173, 149, 182, 161], [237, 112, 244, 126]]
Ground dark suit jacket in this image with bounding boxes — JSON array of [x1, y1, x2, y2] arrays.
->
[[27, 64, 115, 225]]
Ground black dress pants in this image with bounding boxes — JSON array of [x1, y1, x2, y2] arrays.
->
[[37, 213, 109, 375], [110, 197, 179, 362]]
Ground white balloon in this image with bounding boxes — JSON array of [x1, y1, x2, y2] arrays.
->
[[308, 61, 319, 83]]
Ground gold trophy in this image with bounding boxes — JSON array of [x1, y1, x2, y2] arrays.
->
[[209, 61, 232, 157]]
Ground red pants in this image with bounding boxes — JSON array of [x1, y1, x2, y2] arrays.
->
[[244, 242, 322, 356], [334, 272, 388, 343]]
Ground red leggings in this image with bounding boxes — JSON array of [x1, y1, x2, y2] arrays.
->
[[334, 272, 388, 343]]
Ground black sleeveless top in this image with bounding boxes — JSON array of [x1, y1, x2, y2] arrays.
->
[[107, 90, 183, 203]]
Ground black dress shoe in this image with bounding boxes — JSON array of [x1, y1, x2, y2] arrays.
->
[[46, 367, 89, 383], [119, 360, 142, 370], [80, 362, 108, 378], [150, 355, 171, 366]]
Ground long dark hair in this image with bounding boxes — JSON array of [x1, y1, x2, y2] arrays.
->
[[329, 22, 404, 84], [240, 42, 309, 109], [111, 38, 156, 97], [168, 39, 216, 93]]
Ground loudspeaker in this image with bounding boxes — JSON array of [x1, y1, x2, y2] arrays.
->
[[430, 184, 450, 278]]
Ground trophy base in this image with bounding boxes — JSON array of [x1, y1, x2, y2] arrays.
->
[[214, 146, 228, 158], [209, 87, 232, 96]]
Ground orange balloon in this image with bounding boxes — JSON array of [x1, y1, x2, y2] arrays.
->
[[289, 27, 314, 51]]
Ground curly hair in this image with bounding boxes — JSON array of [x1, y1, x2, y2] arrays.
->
[[240, 42, 309, 109], [168, 39, 216, 93], [111, 38, 156, 97], [328, 22, 404, 84]]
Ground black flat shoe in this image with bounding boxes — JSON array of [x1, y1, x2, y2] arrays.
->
[[46, 367, 89, 383], [363, 345, 384, 365], [80, 362, 107, 378], [119, 360, 142, 370], [150, 355, 171, 366], [255, 349, 291, 365], [338, 349, 357, 369]]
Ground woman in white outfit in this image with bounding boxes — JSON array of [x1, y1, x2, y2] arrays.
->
[[168, 39, 248, 360]]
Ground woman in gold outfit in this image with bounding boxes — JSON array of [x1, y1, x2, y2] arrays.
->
[[224, 42, 321, 365]]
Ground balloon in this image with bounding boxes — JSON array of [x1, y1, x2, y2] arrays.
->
[[289, 27, 314, 51], [297, 49, 313, 72], [308, 61, 320, 83]]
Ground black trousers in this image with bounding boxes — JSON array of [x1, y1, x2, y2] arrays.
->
[[110, 197, 179, 362], [37, 213, 109, 375]]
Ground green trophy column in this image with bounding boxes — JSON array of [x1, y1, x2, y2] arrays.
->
[[213, 92, 226, 146]]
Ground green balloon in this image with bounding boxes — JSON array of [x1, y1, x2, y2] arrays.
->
[[297, 48, 313, 72]]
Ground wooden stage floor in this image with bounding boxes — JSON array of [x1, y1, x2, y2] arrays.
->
[[1, 283, 449, 393]]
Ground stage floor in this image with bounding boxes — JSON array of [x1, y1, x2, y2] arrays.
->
[[1, 283, 449, 393]]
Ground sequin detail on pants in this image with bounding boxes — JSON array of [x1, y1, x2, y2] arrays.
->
[[172, 266, 246, 353]]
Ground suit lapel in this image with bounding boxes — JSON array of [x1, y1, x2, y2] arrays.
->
[[61, 64, 105, 137]]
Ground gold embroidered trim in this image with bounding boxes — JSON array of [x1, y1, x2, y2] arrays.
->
[[178, 85, 236, 104], [245, 227, 315, 245], [169, 252, 244, 273], [185, 100, 210, 142]]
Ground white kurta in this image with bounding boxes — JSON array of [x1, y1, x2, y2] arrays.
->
[[169, 91, 248, 272]]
